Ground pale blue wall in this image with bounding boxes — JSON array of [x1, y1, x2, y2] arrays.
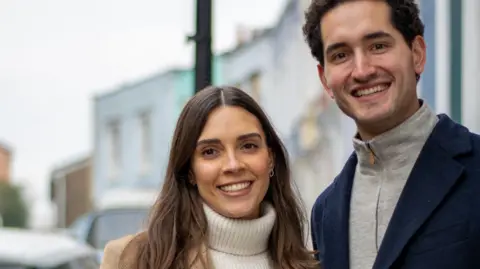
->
[[93, 70, 185, 204]]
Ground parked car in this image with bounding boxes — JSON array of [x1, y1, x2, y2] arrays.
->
[[69, 207, 149, 250], [67, 189, 155, 263], [0, 227, 98, 269]]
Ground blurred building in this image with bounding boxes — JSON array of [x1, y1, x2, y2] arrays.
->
[[50, 155, 92, 228], [92, 63, 223, 207], [419, 0, 480, 134], [92, 70, 184, 207], [219, 0, 321, 139], [0, 141, 12, 183]]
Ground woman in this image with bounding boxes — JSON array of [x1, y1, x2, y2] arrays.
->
[[100, 86, 319, 269]]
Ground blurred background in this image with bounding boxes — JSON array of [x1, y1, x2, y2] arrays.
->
[[1, 0, 480, 268]]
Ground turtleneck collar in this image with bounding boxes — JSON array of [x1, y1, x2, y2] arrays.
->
[[203, 202, 276, 256], [352, 100, 438, 173]]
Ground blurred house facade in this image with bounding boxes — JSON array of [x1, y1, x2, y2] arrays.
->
[[219, 0, 322, 140], [92, 69, 189, 206], [419, 0, 480, 134], [0, 141, 12, 183], [91, 60, 223, 208], [50, 155, 92, 228]]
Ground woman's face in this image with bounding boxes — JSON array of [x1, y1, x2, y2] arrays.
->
[[191, 105, 273, 220]]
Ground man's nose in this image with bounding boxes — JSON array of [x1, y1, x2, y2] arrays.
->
[[351, 53, 376, 82]]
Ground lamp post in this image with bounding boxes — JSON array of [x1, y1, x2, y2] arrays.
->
[[188, 0, 213, 93]]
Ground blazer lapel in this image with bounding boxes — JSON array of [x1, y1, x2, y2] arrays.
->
[[373, 115, 471, 269], [322, 153, 357, 269]]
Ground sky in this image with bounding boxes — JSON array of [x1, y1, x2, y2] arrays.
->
[[0, 0, 287, 227]]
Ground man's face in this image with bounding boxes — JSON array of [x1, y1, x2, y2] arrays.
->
[[317, 0, 426, 139]]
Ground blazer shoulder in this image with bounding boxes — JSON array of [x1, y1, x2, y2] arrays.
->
[[100, 234, 137, 269], [469, 131, 480, 150]]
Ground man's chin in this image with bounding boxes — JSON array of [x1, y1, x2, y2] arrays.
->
[[354, 105, 394, 123], [354, 114, 395, 138]]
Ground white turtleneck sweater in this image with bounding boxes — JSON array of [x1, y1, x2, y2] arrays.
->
[[203, 202, 276, 269], [349, 102, 439, 269]]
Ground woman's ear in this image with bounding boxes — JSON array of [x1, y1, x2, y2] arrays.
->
[[268, 149, 275, 170], [188, 170, 196, 185]]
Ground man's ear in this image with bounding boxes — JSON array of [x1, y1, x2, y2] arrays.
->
[[411, 35, 427, 77], [317, 64, 334, 99]]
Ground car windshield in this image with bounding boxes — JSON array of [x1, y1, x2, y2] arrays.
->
[[88, 209, 148, 249]]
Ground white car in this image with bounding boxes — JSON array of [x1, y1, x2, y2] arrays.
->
[[0, 227, 98, 269]]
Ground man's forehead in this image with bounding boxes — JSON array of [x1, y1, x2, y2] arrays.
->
[[320, 1, 394, 45]]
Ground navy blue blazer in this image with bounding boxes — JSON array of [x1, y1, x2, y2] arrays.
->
[[311, 114, 480, 269]]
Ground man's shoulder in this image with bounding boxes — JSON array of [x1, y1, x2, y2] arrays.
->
[[447, 119, 480, 155], [460, 130, 480, 170], [467, 129, 480, 150], [433, 115, 480, 154]]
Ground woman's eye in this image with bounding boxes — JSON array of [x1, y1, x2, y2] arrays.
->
[[202, 148, 217, 156], [242, 143, 258, 150]]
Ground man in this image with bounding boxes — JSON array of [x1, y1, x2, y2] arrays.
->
[[302, 0, 480, 269]]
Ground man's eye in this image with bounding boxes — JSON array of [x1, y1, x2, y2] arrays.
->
[[372, 43, 388, 51], [333, 52, 346, 60]]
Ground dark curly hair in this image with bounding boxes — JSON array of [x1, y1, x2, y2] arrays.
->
[[302, 0, 424, 67]]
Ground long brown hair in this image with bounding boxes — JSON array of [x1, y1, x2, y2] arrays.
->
[[133, 86, 319, 269]]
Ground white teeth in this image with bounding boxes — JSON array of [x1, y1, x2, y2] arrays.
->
[[353, 85, 388, 97], [219, 182, 251, 192]]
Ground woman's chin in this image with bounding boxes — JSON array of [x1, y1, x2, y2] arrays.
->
[[220, 204, 260, 220]]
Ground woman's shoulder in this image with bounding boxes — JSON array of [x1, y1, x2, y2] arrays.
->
[[100, 232, 145, 269]]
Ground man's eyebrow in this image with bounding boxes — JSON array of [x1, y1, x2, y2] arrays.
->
[[325, 31, 393, 55], [363, 31, 392, 41], [325, 42, 347, 56]]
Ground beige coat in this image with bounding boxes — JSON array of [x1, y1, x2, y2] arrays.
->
[[100, 232, 207, 269]]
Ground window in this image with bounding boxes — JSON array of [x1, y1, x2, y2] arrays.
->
[[139, 111, 152, 174], [250, 72, 261, 102], [107, 120, 121, 180]]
